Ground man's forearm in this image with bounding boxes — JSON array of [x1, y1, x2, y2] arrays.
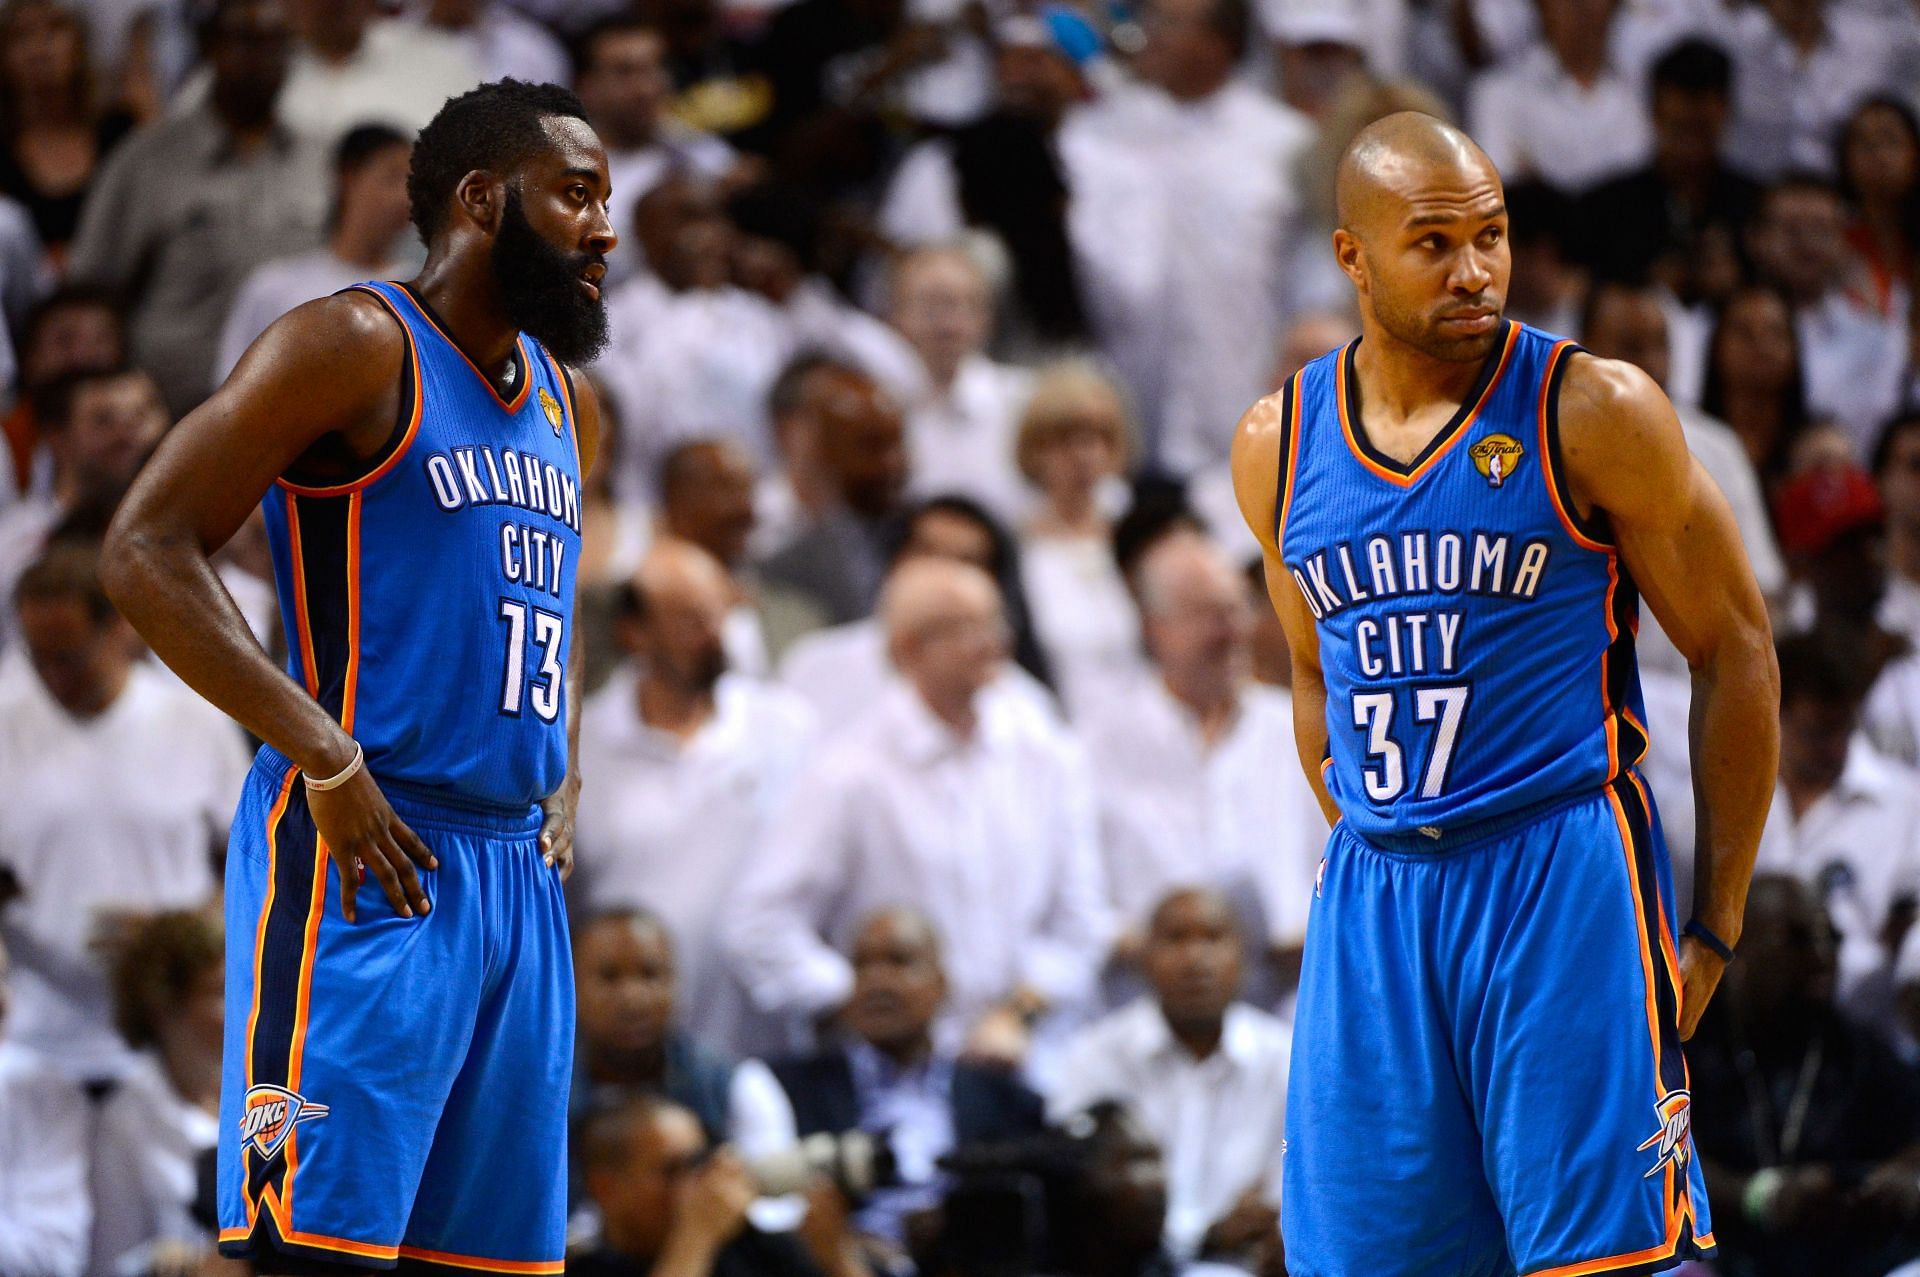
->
[[1688, 629, 1781, 945], [1292, 677, 1341, 827], [102, 529, 351, 775]]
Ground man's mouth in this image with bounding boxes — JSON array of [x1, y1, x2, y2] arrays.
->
[[577, 261, 606, 301], [1441, 307, 1497, 333]]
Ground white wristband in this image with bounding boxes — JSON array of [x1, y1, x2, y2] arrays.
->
[[305, 742, 364, 792]]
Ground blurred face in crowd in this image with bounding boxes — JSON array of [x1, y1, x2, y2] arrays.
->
[[624, 541, 731, 697], [205, 0, 293, 129], [1277, 39, 1366, 121], [1134, 0, 1236, 102], [20, 592, 131, 718], [1651, 84, 1729, 175], [846, 910, 946, 1059], [996, 42, 1082, 125], [1143, 890, 1241, 1037], [1810, 524, 1887, 621], [589, 1103, 708, 1259], [1243, 559, 1291, 687], [1842, 101, 1920, 210], [1274, 312, 1357, 389], [1581, 284, 1671, 389], [289, 0, 374, 55], [1336, 125, 1512, 365], [1749, 185, 1850, 303], [1729, 877, 1836, 1031], [892, 249, 993, 386], [1536, 0, 1615, 70], [160, 954, 225, 1068], [633, 176, 732, 293], [731, 230, 806, 305], [574, 915, 676, 1062], [1, 0, 86, 106], [815, 372, 907, 518], [1025, 391, 1126, 509], [1712, 287, 1797, 398], [338, 140, 414, 256], [486, 117, 616, 366], [886, 561, 1009, 709], [1139, 534, 1252, 704], [1878, 421, 1920, 538], [23, 301, 122, 392], [59, 370, 168, 497], [661, 440, 757, 567], [1779, 685, 1859, 798], [576, 27, 673, 151]]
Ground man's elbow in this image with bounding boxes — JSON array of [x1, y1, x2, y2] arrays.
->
[[98, 508, 165, 614], [1694, 608, 1779, 702]]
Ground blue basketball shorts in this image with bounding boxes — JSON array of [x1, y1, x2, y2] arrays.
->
[[216, 747, 573, 1273], [1281, 775, 1715, 1277]]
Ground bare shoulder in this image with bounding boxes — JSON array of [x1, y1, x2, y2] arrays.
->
[[1229, 391, 1292, 549], [558, 362, 603, 476], [1556, 350, 1687, 473], [227, 290, 406, 406]]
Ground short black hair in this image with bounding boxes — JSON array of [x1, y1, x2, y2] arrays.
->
[[407, 79, 591, 244], [1872, 409, 1920, 475], [336, 122, 409, 179], [766, 350, 863, 422], [1649, 37, 1733, 101]]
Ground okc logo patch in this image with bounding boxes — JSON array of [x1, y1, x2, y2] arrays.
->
[[1469, 433, 1525, 487], [240, 1084, 330, 1163], [1636, 1090, 1692, 1178], [539, 387, 564, 436]]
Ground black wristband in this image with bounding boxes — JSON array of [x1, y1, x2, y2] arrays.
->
[[1684, 918, 1736, 963]]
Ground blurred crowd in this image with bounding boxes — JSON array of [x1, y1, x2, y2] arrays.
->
[[1, 0, 1920, 1275]]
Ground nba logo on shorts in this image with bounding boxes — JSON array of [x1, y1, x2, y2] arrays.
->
[[240, 1084, 330, 1163]]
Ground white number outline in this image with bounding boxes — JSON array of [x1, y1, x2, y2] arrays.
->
[[499, 599, 567, 722], [1351, 691, 1403, 801], [1349, 683, 1471, 803]]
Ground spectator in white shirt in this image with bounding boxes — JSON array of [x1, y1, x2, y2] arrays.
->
[[1722, 0, 1908, 181], [891, 245, 1035, 523], [571, 16, 736, 287], [1746, 176, 1908, 453], [1061, 0, 1314, 477], [778, 496, 1061, 732], [214, 123, 415, 384], [0, 366, 171, 649], [414, 0, 572, 87], [575, 538, 816, 1052], [1697, 282, 1812, 483], [270, 0, 483, 145], [726, 557, 1113, 1063], [0, 935, 91, 1277], [657, 439, 773, 675], [89, 911, 224, 1277], [0, 544, 249, 1080], [1757, 631, 1920, 1014], [1875, 410, 1920, 649], [0, 284, 127, 512], [1080, 535, 1325, 1006], [1015, 362, 1146, 721], [1578, 279, 1787, 663], [1466, 0, 1652, 194], [1050, 888, 1290, 1271]]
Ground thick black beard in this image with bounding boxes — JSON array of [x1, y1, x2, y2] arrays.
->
[[491, 188, 610, 365]]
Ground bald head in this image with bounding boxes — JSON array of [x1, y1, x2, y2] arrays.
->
[[623, 538, 731, 693], [634, 537, 731, 614], [1331, 112, 1510, 364], [881, 557, 1001, 642], [881, 557, 1008, 709]]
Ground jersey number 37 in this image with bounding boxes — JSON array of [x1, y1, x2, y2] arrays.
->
[[1351, 686, 1470, 802]]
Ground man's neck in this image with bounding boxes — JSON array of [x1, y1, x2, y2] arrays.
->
[[866, 1032, 935, 1070], [1354, 327, 1492, 425], [1653, 151, 1714, 202], [1165, 1010, 1226, 1061], [1163, 671, 1238, 747], [915, 684, 978, 738], [587, 1039, 668, 1085], [919, 352, 964, 395], [1782, 771, 1837, 821], [636, 671, 717, 740], [409, 260, 520, 381]]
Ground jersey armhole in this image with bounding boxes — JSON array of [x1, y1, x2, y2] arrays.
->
[[541, 348, 582, 467], [1537, 342, 1614, 552], [1272, 370, 1305, 552], [277, 285, 424, 498]]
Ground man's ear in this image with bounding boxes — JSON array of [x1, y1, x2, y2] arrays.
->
[[456, 170, 502, 234], [1332, 227, 1367, 293]]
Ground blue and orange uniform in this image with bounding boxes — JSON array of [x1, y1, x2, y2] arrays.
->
[[1276, 321, 1716, 1276], [216, 280, 583, 1274]]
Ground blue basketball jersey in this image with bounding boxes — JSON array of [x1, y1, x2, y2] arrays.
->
[[1277, 321, 1646, 840], [261, 280, 583, 810]]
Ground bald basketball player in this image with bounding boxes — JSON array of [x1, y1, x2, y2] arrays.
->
[[1230, 113, 1778, 1276]]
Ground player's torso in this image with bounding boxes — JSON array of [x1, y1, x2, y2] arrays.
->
[[263, 280, 582, 810], [1278, 321, 1647, 840]]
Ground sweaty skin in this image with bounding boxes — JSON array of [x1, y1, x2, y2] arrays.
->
[[1231, 112, 1778, 1039], [103, 116, 611, 922]]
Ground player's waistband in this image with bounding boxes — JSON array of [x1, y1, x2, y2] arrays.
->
[[251, 745, 545, 837], [1344, 781, 1626, 858]]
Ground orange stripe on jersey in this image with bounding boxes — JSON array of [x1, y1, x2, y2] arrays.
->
[[279, 818, 332, 1227], [342, 493, 363, 733], [277, 286, 426, 498], [284, 492, 320, 699], [398, 1246, 567, 1273], [394, 283, 533, 414], [1527, 1226, 1685, 1277], [1335, 323, 1519, 488], [239, 770, 298, 1235], [1274, 371, 1306, 547], [1535, 341, 1612, 553], [1604, 786, 1668, 1108]]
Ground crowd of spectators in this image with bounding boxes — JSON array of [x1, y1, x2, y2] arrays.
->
[[2, 0, 1920, 1274]]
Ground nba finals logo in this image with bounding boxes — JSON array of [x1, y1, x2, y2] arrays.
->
[[539, 387, 564, 437], [240, 1084, 330, 1163], [1636, 1090, 1692, 1178], [1469, 434, 1525, 488]]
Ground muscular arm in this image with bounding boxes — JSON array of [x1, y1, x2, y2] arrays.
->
[[102, 293, 434, 921], [1231, 393, 1341, 827], [539, 369, 602, 880], [1560, 354, 1780, 1037]]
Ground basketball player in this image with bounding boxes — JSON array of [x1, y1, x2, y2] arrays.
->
[[1231, 113, 1779, 1275], [101, 82, 613, 1274]]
